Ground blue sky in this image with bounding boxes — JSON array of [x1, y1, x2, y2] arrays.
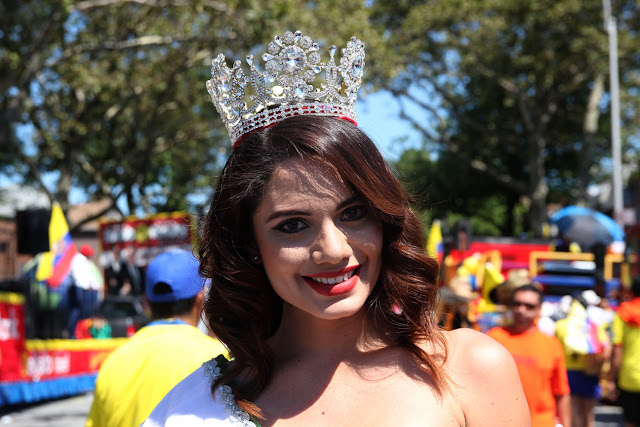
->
[[2, 89, 424, 212], [357, 90, 422, 160]]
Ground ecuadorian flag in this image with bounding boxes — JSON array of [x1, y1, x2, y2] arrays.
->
[[35, 203, 77, 287], [427, 219, 444, 264]]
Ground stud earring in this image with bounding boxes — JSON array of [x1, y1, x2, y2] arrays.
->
[[392, 303, 403, 315], [253, 255, 261, 263]]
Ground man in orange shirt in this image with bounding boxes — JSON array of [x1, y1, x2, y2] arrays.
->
[[488, 284, 571, 427]]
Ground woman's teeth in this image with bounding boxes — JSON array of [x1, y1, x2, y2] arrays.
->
[[310, 269, 355, 285]]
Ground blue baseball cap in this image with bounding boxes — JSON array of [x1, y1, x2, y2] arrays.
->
[[145, 249, 205, 303]]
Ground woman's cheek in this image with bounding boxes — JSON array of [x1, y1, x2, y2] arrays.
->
[[264, 246, 309, 267]]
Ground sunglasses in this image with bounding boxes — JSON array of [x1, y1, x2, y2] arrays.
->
[[510, 300, 539, 310]]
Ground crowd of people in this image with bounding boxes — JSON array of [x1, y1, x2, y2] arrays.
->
[[484, 278, 640, 427], [440, 246, 640, 427], [78, 28, 640, 427]]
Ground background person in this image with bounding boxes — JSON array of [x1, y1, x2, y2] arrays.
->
[[143, 29, 529, 426], [488, 284, 571, 427], [65, 245, 105, 337], [78, 244, 105, 306], [104, 245, 141, 296], [555, 291, 611, 427], [86, 249, 227, 427], [607, 276, 640, 427]]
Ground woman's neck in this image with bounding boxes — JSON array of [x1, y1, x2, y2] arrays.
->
[[268, 304, 386, 363]]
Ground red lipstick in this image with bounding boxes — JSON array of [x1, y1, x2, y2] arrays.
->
[[303, 266, 361, 297], [305, 265, 359, 279]]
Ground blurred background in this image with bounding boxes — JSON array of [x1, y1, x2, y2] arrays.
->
[[2, 0, 639, 237], [0, 0, 639, 423]]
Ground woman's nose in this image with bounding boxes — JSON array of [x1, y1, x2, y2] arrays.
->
[[311, 221, 353, 264]]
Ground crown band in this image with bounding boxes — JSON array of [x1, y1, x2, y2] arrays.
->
[[230, 103, 356, 148], [206, 30, 365, 147], [232, 112, 357, 149]]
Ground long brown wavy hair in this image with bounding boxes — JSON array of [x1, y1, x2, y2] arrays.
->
[[199, 115, 447, 417]]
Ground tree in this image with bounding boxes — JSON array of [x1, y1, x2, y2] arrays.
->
[[0, 0, 378, 227], [371, 0, 640, 235], [393, 148, 520, 236]]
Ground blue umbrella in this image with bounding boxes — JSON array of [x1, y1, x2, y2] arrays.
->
[[550, 206, 624, 249]]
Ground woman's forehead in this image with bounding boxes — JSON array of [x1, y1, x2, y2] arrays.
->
[[262, 157, 352, 205], [274, 157, 345, 187]]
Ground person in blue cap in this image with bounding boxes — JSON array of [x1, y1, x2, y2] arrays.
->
[[86, 248, 227, 427]]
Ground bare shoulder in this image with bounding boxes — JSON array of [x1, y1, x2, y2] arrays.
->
[[441, 328, 531, 427], [445, 327, 513, 373]]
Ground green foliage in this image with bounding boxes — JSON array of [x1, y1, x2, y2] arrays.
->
[[372, 0, 640, 235], [4, 0, 639, 237], [393, 148, 518, 236], [0, 0, 378, 222]]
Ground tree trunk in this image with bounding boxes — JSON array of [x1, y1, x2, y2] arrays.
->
[[577, 74, 604, 204], [529, 132, 548, 236], [505, 191, 517, 236], [126, 187, 135, 217], [56, 147, 73, 212]]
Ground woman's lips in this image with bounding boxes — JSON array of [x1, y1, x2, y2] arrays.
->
[[305, 264, 359, 279], [303, 266, 361, 296]]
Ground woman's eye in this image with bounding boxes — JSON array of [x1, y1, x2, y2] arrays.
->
[[275, 218, 308, 233], [341, 206, 366, 222]]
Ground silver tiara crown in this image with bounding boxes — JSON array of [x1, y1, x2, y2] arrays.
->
[[206, 30, 365, 146]]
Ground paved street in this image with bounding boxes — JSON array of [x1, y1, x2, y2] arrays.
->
[[596, 405, 625, 427], [0, 392, 93, 427]]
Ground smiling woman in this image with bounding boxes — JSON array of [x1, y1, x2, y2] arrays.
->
[[142, 30, 530, 427], [252, 152, 383, 321]]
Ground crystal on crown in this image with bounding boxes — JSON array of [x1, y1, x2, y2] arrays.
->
[[206, 30, 365, 146]]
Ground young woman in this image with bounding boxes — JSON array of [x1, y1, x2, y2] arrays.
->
[[143, 31, 529, 427]]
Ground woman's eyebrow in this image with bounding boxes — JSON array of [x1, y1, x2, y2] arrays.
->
[[266, 209, 310, 222], [336, 196, 359, 211], [265, 196, 358, 222]]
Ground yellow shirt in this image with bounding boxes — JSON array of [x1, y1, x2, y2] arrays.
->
[[555, 302, 610, 371], [86, 322, 227, 427], [612, 311, 640, 391]]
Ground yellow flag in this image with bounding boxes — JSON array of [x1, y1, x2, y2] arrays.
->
[[35, 203, 76, 285], [427, 219, 443, 264], [48, 202, 70, 251], [35, 252, 54, 282]]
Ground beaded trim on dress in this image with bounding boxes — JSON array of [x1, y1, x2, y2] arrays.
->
[[203, 358, 256, 426]]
